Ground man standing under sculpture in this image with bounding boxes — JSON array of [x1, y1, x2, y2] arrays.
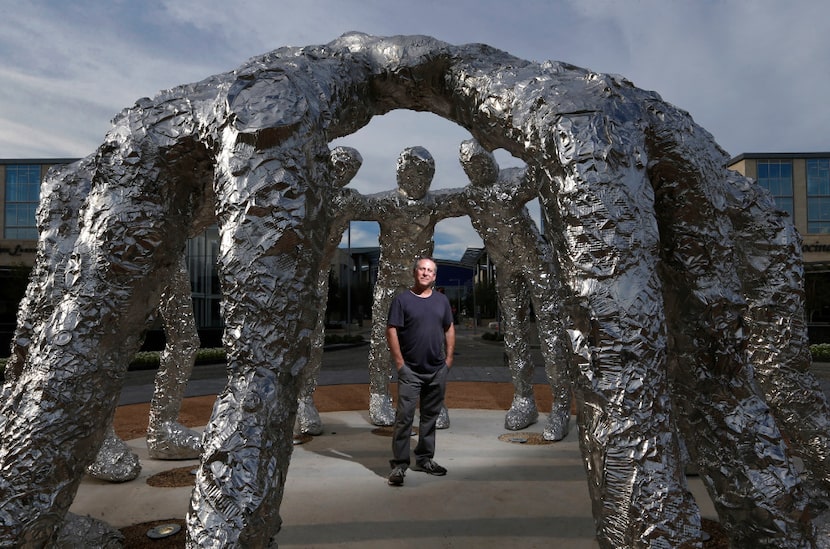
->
[[362, 146, 463, 426], [458, 139, 573, 440], [386, 257, 455, 486]]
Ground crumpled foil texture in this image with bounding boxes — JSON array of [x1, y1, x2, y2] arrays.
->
[[297, 146, 364, 436], [458, 139, 572, 439], [147, 254, 203, 459], [1, 33, 827, 549]]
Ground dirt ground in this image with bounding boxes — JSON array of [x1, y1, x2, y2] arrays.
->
[[111, 382, 728, 548], [112, 381, 552, 441]]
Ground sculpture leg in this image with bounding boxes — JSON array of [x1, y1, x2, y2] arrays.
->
[[728, 177, 830, 510], [0, 158, 188, 544], [295, 268, 328, 437], [550, 132, 701, 547], [498, 278, 539, 430], [536, 324, 572, 442], [527, 273, 573, 442], [147, 254, 203, 459], [187, 145, 328, 546], [368, 284, 396, 426], [653, 159, 814, 546]]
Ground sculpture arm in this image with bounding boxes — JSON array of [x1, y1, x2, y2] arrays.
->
[[431, 187, 469, 218]]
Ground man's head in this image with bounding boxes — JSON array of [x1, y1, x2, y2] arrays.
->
[[396, 146, 435, 199], [411, 257, 438, 290]]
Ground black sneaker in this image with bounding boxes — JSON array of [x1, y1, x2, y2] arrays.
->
[[388, 466, 406, 486], [412, 459, 447, 476]]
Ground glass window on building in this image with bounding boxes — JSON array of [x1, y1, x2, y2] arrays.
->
[[756, 159, 794, 218], [186, 225, 223, 329], [807, 159, 830, 234], [4, 165, 41, 240]]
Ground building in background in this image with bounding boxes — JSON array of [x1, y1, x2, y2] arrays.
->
[[728, 153, 830, 339], [728, 153, 830, 253]]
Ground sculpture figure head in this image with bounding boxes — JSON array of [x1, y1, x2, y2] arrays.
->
[[459, 139, 499, 187], [330, 146, 363, 188], [396, 146, 434, 200]]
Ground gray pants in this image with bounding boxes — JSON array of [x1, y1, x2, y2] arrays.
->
[[390, 364, 448, 468]]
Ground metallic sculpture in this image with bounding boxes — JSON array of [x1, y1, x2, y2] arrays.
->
[[1, 158, 142, 483], [458, 138, 572, 440], [2, 33, 829, 548], [146, 255, 204, 460], [296, 146, 365, 436], [6, 162, 203, 478], [87, 262, 203, 478], [360, 146, 461, 427]]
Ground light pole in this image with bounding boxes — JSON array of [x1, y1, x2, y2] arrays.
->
[[449, 278, 461, 325], [346, 222, 351, 336], [472, 267, 478, 334]]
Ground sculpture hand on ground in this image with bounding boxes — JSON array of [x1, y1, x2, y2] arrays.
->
[[458, 138, 573, 440], [2, 33, 829, 548], [145, 254, 204, 459], [296, 146, 365, 436], [5, 158, 202, 480], [357, 146, 465, 427]]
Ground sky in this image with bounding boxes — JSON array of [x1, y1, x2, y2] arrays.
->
[[1, 0, 828, 260]]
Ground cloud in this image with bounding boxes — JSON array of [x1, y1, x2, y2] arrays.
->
[[2, 0, 829, 258]]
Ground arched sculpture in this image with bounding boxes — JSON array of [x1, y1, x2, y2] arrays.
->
[[2, 33, 830, 548]]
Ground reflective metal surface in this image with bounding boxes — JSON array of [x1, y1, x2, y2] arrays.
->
[[458, 139, 572, 440], [147, 255, 203, 460], [297, 146, 364, 436], [1, 33, 826, 548]]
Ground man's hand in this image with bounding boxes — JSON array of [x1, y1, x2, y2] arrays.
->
[[386, 325, 405, 370], [444, 323, 456, 368]]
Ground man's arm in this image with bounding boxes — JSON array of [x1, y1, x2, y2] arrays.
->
[[386, 325, 405, 370], [444, 323, 455, 368]]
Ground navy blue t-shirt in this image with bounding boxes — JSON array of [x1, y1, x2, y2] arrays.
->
[[387, 290, 453, 374]]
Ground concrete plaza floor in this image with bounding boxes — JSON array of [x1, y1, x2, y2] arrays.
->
[[67, 326, 830, 547], [70, 407, 724, 548]]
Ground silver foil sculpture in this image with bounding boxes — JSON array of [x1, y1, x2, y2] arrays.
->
[[296, 146, 365, 436], [360, 146, 460, 427], [458, 138, 573, 440], [146, 255, 204, 460], [3, 158, 141, 483], [2, 33, 830, 548], [6, 164, 203, 478]]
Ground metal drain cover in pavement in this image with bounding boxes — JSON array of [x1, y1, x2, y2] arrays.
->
[[498, 432, 554, 445], [147, 523, 181, 539]]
